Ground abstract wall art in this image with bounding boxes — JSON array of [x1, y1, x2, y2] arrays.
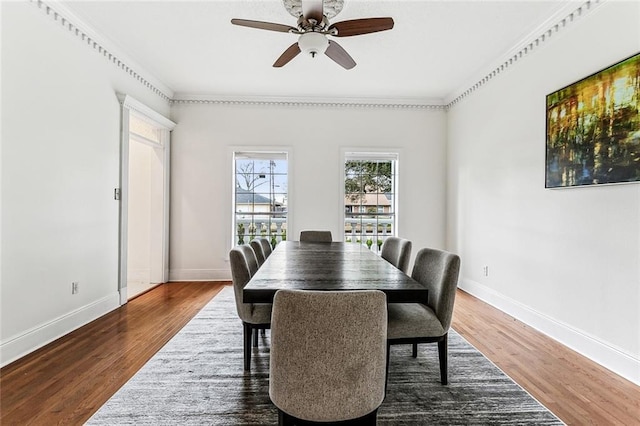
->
[[546, 53, 640, 188]]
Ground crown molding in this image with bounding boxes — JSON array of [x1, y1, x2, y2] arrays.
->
[[170, 94, 446, 111], [30, 0, 174, 102], [445, 0, 605, 108], [25, 0, 442, 111], [30, 0, 608, 112]]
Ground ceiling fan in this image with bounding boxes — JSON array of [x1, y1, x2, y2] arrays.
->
[[231, 0, 394, 70]]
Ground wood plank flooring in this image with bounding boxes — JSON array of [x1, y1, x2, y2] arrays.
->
[[451, 290, 640, 426], [1, 282, 638, 425], [0, 282, 224, 425]]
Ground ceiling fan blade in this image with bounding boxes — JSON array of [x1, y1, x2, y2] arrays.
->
[[301, 0, 324, 23], [325, 40, 356, 70], [231, 19, 296, 33], [273, 43, 302, 67], [328, 17, 394, 37]]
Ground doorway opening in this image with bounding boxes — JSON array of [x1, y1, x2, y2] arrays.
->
[[118, 95, 175, 303], [127, 125, 163, 298]]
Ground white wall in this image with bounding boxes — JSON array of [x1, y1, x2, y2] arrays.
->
[[169, 103, 447, 281], [0, 3, 170, 365], [447, 1, 640, 384]]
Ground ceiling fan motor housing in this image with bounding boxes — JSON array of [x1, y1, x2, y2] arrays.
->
[[298, 32, 328, 57]]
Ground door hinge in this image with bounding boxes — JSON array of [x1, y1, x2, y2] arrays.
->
[[114, 188, 121, 200]]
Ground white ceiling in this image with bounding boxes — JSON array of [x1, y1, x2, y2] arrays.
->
[[58, 0, 576, 104]]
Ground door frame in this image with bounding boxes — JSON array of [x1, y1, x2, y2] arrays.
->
[[117, 94, 176, 305]]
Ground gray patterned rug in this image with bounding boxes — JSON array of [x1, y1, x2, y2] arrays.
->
[[88, 287, 563, 425]]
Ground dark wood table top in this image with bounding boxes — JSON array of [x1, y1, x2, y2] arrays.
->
[[243, 241, 427, 304]]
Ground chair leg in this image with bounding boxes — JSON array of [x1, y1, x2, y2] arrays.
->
[[362, 409, 378, 425], [252, 327, 259, 348], [276, 408, 376, 425], [261, 328, 266, 337], [412, 342, 418, 358], [438, 334, 448, 385], [243, 323, 252, 371], [385, 343, 391, 395], [278, 409, 293, 426]]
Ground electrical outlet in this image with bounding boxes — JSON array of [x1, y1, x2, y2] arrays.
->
[[71, 282, 79, 294], [483, 266, 489, 277]]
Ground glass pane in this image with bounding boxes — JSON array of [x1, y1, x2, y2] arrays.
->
[[234, 152, 288, 247], [343, 157, 397, 251], [271, 160, 287, 173]]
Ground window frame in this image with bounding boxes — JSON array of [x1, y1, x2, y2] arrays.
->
[[231, 149, 291, 251], [341, 150, 399, 253]]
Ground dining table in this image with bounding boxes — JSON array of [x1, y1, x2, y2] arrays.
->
[[243, 241, 427, 304]]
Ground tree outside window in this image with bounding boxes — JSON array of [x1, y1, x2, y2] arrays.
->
[[344, 154, 397, 252]]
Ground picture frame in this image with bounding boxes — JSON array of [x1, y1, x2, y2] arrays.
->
[[545, 52, 640, 188]]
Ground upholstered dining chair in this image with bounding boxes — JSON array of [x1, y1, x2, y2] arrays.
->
[[251, 238, 271, 338], [241, 244, 259, 277], [229, 245, 271, 371], [250, 239, 266, 267], [258, 237, 273, 259], [380, 236, 413, 273], [270, 290, 388, 425], [299, 230, 333, 242], [386, 247, 461, 385]]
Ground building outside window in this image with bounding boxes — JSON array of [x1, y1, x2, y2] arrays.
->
[[344, 152, 398, 253], [233, 152, 288, 248]]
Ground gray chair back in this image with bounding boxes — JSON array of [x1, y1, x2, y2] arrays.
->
[[270, 290, 387, 423], [250, 239, 266, 266], [239, 244, 259, 277], [299, 230, 332, 242], [380, 237, 412, 273], [412, 248, 461, 331], [229, 246, 253, 322], [259, 237, 273, 258]]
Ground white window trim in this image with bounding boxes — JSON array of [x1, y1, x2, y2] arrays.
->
[[340, 148, 401, 246], [228, 146, 293, 255]]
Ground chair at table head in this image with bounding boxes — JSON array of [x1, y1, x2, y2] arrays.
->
[[387, 247, 461, 384], [299, 230, 332, 243], [229, 245, 271, 371], [380, 236, 413, 274], [269, 289, 387, 425]]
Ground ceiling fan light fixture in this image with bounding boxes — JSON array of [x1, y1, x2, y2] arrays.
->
[[298, 32, 328, 58]]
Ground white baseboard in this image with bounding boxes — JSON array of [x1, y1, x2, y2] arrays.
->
[[458, 278, 640, 386], [0, 293, 120, 367], [169, 269, 231, 282]]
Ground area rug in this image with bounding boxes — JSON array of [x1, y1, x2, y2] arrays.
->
[[87, 286, 563, 425]]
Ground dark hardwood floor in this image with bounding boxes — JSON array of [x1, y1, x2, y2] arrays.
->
[[452, 290, 640, 426], [1, 282, 638, 425], [0, 282, 224, 425]]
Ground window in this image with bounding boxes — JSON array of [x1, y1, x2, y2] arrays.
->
[[344, 152, 398, 253], [233, 152, 288, 248]]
